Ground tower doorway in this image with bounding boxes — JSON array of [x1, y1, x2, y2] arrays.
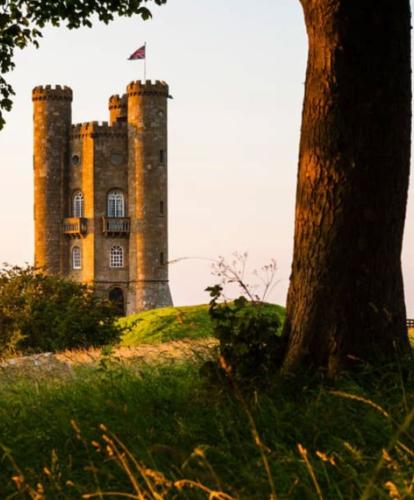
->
[[109, 287, 124, 315]]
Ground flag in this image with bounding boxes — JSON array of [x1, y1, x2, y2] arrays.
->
[[128, 45, 146, 60]]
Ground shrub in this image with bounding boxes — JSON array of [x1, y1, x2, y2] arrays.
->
[[0, 265, 119, 354], [204, 284, 284, 384]]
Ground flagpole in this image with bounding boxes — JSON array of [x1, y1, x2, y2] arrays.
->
[[144, 42, 147, 81]]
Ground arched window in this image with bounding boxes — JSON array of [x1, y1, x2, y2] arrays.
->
[[110, 246, 124, 268], [107, 190, 124, 217], [73, 191, 84, 217], [72, 246, 81, 270]]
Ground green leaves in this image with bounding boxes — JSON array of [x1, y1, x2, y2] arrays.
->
[[0, 0, 167, 129], [204, 284, 284, 386], [0, 264, 120, 354]]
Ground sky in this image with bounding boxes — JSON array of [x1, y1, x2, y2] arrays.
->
[[1, 0, 414, 313]]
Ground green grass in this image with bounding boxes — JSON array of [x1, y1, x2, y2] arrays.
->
[[409, 327, 414, 347], [0, 359, 413, 498], [1, 304, 412, 498], [118, 303, 286, 346]]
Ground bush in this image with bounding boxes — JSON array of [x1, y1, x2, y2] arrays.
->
[[204, 284, 284, 384], [0, 265, 119, 354]]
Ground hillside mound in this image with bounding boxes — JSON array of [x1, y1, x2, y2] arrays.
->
[[118, 303, 285, 346]]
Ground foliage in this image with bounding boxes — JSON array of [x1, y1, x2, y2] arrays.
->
[[0, 0, 167, 129], [203, 254, 285, 384], [0, 361, 413, 497], [118, 302, 284, 346], [204, 284, 284, 385], [0, 264, 119, 354]]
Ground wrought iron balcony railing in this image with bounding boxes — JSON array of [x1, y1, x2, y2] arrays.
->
[[102, 217, 130, 236], [63, 217, 87, 237]]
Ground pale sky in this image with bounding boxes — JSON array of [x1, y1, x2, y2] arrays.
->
[[1, 0, 414, 314]]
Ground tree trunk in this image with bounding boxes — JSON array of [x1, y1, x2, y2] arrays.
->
[[282, 0, 412, 375]]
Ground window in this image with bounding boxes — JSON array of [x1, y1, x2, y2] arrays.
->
[[110, 153, 124, 166], [73, 191, 84, 217], [159, 149, 165, 164], [160, 201, 164, 214], [71, 154, 80, 166], [110, 246, 124, 268], [160, 252, 165, 265], [107, 190, 125, 217], [72, 246, 81, 269]]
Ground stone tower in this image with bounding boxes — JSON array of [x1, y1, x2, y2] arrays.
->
[[32, 81, 173, 315], [33, 85, 72, 273]]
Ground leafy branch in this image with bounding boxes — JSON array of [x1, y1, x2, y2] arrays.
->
[[0, 0, 167, 129]]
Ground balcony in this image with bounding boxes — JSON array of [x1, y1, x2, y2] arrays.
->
[[102, 217, 130, 236], [63, 217, 87, 237]]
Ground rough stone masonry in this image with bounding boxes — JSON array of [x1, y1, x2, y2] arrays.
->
[[32, 81, 173, 314]]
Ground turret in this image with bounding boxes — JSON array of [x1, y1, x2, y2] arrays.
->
[[126, 80, 172, 311], [32, 85, 72, 273], [109, 94, 127, 125]]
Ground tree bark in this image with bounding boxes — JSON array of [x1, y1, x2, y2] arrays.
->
[[282, 0, 412, 375]]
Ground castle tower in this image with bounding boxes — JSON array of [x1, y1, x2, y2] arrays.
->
[[32, 80, 172, 315], [32, 85, 72, 273], [127, 81, 172, 311]]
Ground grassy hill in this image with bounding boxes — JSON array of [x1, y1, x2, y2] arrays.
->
[[118, 303, 286, 346], [0, 304, 413, 498]]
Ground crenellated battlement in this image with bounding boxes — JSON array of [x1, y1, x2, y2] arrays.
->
[[70, 120, 127, 139], [109, 94, 127, 109], [126, 80, 169, 97], [32, 85, 73, 102]]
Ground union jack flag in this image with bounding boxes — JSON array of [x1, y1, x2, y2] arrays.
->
[[128, 45, 146, 60]]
